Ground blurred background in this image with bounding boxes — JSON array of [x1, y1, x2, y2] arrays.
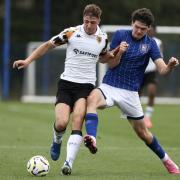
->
[[0, 0, 180, 101]]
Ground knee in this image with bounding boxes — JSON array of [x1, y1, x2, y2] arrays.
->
[[87, 94, 97, 107], [55, 116, 67, 130], [55, 122, 65, 131]]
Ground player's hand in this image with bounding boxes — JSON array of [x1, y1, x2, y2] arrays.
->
[[108, 52, 115, 58], [13, 60, 29, 69], [119, 41, 129, 53], [112, 41, 129, 56], [167, 57, 179, 69]]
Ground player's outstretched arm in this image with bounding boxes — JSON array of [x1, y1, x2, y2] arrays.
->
[[155, 57, 179, 75], [13, 41, 54, 69]]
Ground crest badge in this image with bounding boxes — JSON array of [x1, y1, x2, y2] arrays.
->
[[140, 44, 149, 53], [96, 36, 102, 43]]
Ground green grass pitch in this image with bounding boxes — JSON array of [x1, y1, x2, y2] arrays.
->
[[0, 102, 180, 180]]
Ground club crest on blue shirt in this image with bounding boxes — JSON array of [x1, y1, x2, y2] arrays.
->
[[140, 44, 149, 53]]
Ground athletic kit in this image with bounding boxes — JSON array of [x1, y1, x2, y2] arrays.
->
[[50, 25, 108, 109], [100, 30, 162, 119]]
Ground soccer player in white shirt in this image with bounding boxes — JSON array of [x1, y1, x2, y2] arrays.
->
[[13, 4, 122, 175]]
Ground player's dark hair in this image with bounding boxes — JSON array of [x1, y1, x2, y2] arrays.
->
[[83, 4, 102, 18], [151, 23, 156, 30], [131, 8, 154, 27]]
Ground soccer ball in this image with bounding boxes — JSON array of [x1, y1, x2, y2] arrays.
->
[[27, 155, 50, 176]]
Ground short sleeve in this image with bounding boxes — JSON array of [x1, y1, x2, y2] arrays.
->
[[50, 27, 77, 46], [149, 39, 162, 61], [110, 30, 121, 50]]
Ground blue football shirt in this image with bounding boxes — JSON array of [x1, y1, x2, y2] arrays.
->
[[103, 30, 162, 91]]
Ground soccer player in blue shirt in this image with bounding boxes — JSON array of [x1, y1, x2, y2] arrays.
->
[[83, 8, 180, 174]]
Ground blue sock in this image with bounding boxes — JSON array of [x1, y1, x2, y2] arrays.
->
[[85, 113, 98, 138], [146, 136, 165, 159]]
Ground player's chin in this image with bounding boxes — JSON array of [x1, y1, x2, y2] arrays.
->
[[134, 34, 143, 40], [86, 29, 95, 35]]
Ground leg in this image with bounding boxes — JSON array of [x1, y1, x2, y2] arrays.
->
[[147, 83, 156, 107], [62, 98, 86, 175], [129, 119, 153, 144], [50, 103, 71, 161], [84, 89, 107, 154], [55, 103, 71, 130], [144, 83, 156, 128], [129, 119, 180, 174]]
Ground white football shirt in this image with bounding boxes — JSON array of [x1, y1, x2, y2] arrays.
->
[[50, 25, 108, 85]]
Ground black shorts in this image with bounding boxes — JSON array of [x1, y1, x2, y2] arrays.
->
[[55, 79, 94, 110], [141, 71, 157, 88]]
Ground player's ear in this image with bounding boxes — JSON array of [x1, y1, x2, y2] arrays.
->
[[147, 25, 151, 32], [131, 21, 134, 26], [98, 18, 101, 25]]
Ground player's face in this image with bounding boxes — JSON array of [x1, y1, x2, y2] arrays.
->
[[83, 15, 100, 35], [132, 21, 150, 40]]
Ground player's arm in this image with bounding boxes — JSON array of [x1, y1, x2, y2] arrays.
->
[[98, 35, 118, 64], [100, 41, 128, 69], [99, 51, 114, 63], [13, 41, 54, 69], [13, 27, 75, 69], [154, 57, 179, 75], [98, 38, 110, 63], [103, 31, 129, 68], [107, 41, 129, 69], [99, 41, 128, 66]]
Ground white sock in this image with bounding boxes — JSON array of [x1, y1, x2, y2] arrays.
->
[[161, 153, 169, 162], [90, 135, 97, 144], [53, 127, 65, 144], [145, 106, 154, 118], [65, 134, 83, 168]]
